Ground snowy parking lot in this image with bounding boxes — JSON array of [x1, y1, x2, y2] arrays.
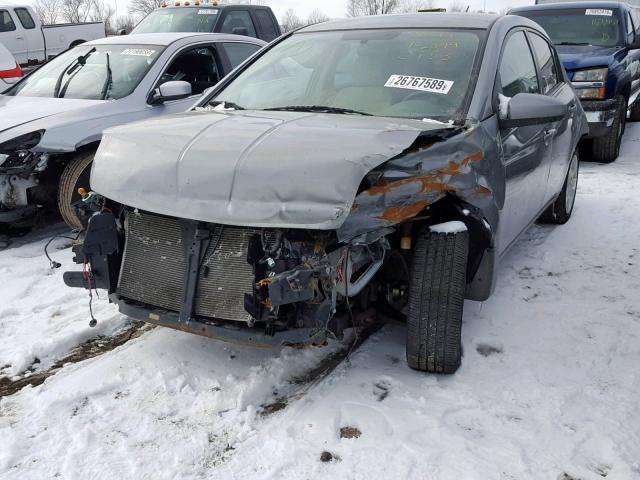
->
[[1, 125, 640, 480]]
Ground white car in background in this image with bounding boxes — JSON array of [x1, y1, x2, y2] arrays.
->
[[0, 41, 22, 89], [0, 32, 265, 230]]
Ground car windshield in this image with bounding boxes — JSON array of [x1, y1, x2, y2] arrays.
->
[[8, 44, 163, 100], [132, 8, 219, 33], [207, 29, 484, 121], [519, 8, 624, 47]]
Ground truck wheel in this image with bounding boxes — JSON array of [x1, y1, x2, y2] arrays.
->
[[591, 96, 625, 163], [58, 152, 94, 230], [406, 226, 468, 374], [539, 150, 579, 225]]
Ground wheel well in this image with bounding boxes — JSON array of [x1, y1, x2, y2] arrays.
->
[[403, 195, 492, 286], [69, 39, 86, 48]]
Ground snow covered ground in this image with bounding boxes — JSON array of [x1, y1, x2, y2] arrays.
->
[[1, 126, 640, 480]]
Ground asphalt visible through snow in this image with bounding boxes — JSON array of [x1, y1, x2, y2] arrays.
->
[[1, 126, 639, 479]]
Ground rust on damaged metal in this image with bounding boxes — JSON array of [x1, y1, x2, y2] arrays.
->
[[337, 123, 505, 241]]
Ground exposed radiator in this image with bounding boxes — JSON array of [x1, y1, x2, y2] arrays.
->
[[117, 212, 257, 322]]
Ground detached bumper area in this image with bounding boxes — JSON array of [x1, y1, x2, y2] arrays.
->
[[114, 299, 327, 348], [581, 98, 618, 138]]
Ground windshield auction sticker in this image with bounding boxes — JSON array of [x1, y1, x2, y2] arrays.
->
[[385, 75, 454, 94], [198, 9, 218, 14], [122, 48, 156, 56], [585, 9, 613, 16]]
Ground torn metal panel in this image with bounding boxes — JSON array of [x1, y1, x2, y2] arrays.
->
[[337, 118, 504, 240], [91, 110, 457, 230]]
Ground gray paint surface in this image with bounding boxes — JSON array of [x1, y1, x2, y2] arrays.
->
[[92, 111, 447, 230]]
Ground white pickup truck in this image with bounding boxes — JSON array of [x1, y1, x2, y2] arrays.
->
[[0, 5, 105, 66]]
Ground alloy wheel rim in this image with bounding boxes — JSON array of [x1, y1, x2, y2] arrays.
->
[[565, 154, 579, 214]]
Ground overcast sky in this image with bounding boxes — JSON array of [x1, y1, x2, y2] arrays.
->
[[10, 0, 536, 21]]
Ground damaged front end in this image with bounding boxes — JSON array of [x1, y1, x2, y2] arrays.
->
[[65, 113, 500, 347], [65, 208, 390, 346], [0, 130, 56, 225]]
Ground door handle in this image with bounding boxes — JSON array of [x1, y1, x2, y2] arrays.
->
[[16, 35, 24, 40]]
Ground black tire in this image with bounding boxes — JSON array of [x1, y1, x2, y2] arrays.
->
[[591, 96, 625, 163], [629, 98, 640, 122], [406, 227, 468, 374], [539, 150, 579, 225], [58, 152, 94, 230]]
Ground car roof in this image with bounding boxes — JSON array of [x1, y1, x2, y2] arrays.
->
[[301, 13, 500, 32], [511, 1, 629, 12], [86, 32, 265, 47]]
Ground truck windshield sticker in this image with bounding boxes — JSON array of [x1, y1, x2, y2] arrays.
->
[[384, 75, 454, 94], [122, 48, 156, 57], [585, 9, 613, 16], [198, 9, 218, 14]]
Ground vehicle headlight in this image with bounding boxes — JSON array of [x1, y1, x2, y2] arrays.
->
[[577, 87, 606, 99], [0, 130, 45, 155], [573, 68, 608, 82]]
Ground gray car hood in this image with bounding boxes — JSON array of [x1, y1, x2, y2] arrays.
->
[[0, 95, 106, 134], [92, 110, 448, 230]]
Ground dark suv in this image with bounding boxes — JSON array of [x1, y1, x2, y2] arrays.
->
[[131, 3, 281, 42], [510, 2, 640, 162]]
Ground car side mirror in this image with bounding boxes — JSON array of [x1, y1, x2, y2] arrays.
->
[[232, 26, 249, 36], [149, 81, 192, 105], [499, 93, 567, 128]]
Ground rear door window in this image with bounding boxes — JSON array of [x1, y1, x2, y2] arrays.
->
[[528, 33, 561, 94], [0, 10, 16, 32], [254, 9, 279, 41], [219, 10, 257, 38], [499, 31, 540, 97], [14, 8, 35, 29], [222, 42, 261, 68]]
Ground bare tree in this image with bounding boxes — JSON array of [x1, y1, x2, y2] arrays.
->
[[33, 0, 61, 24], [90, 0, 115, 33], [347, 0, 399, 17], [281, 8, 304, 32], [448, 0, 466, 11], [128, 0, 164, 20], [306, 9, 331, 25], [61, 0, 93, 23], [397, 0, 435, 12]]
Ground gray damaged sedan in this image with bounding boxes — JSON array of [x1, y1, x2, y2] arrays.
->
[[65, 14, 588, 373], [0, 33, 265, 229]]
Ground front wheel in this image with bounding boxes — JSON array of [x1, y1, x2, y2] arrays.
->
[[58, 152, 94, 230], [406, 226, 468, 374], [539, 151, 579, 225]]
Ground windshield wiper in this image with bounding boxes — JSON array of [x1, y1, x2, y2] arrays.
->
[[264, 105, 373, 116], [556, 42, 591, 46], [209, 100, 245, 110], [54, 47, 96, 98], [100, 52, 112, 100]]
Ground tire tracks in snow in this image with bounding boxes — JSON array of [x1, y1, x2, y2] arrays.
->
[[0, 321, 152, 398]]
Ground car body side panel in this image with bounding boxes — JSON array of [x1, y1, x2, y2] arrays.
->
[[339, 119, 504, 242]]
